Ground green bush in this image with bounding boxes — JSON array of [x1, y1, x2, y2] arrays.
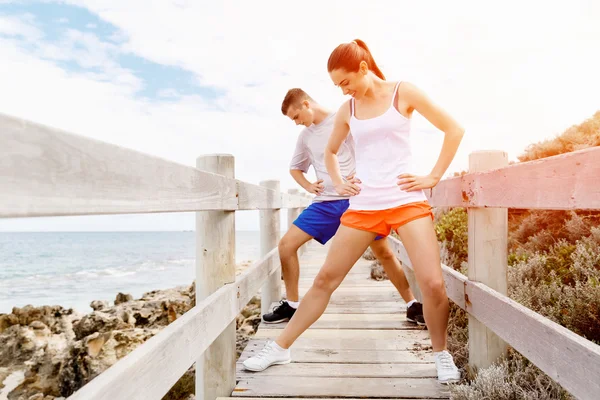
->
[[434, 207, 468, 270]]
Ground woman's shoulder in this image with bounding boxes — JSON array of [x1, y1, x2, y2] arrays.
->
[[334, 99, 353, 120]]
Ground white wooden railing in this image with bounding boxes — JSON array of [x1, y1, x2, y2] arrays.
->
[[392, 148, 600, 400], [0, 113, 310, 400]]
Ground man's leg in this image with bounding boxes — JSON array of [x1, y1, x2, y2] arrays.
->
[[279, 225, 313, 303], [263, 199, 349, 323], [262, 225, 312, 323], [369, 238, 415, 302], [369, 238, 426, 326]]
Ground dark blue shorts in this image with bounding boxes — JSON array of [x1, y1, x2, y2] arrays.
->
[[293, 199, 384, 245]]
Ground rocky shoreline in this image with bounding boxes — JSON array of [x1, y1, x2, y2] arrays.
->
[[0, 282, 262, 400]]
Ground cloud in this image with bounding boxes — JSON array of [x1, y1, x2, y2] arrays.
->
[[0, 14, 43, 40]]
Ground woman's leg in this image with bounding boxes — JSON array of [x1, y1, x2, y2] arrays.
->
[[243, 225, 376, 371], [276, 225, 377, 348], [396, 216, 460, 383], [395, 216, 448, 351]]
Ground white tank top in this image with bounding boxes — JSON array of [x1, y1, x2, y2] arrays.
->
[[348, 81, 427, 211]]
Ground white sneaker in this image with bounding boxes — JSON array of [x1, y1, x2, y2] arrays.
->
[[242, 341, 291, 372], [435, 350, 461, 384]]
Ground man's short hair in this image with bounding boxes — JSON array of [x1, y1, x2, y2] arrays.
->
[[281, 88, 313, 115]]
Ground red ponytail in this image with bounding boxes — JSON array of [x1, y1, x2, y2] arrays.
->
[[327, 39, 385, 80]]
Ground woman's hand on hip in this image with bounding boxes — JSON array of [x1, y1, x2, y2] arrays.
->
[[397, 173, 439, 191], [335, 174, 361, 196]]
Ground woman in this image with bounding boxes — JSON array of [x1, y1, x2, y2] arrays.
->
[[243, 39, 464, 384]]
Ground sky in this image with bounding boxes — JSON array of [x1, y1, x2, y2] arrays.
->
[[1, 0, 599, 231]]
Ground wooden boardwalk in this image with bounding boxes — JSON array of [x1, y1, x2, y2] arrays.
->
[[228, 241, 450, 399]]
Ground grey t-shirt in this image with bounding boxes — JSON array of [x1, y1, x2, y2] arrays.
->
[[289, 112, 356, 202]]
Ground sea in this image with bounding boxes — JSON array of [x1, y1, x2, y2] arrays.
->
[[0, 231, 263, 314]]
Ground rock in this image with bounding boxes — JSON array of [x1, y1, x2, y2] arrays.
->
[[235, 296, 262, 359], [362, 248, 376, 261], [114, 293, 133, 305], [84, 332, 111, 358], [29, 321, 47, 330], [162, 365, 195, 400], [370, 261, 389, 281], [59, 328, 157, 396], [28, 394, 44, 400], [90, 301, 109, 311], [1, 306, 80, 335], [73, 312, 134, 340]]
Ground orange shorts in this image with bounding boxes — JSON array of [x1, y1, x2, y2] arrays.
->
[[340, 201, 434, 237]]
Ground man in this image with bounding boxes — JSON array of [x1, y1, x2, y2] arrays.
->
[[262, 88, 425, 326]]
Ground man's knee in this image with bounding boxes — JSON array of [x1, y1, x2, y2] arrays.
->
[[372, 244, 396, 264], [278, 235, 301, 258]]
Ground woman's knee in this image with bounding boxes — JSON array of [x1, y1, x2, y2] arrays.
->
[[312, 269, 341, 294], [421, 277, 447, 300]]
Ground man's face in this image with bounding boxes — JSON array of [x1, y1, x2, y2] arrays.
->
[[286, 101, 314, 127]]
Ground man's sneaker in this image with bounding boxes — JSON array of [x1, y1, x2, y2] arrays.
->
[[435, 350, 461, 384], [262, 300, 296, 324], [242, 341, 291, 372], [406, 301, 426, 326]]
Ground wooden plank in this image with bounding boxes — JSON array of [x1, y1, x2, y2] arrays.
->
[[268, 313, 406, 322], [254, 328, 430, 340], [223, 397, 440, 400], [232, 377, 449, 398], [237, 180, 281, 210], [426, 175, 464, 207], [0, 113, 238, 218], [260, 317, 415, 330], [236, 362, 437, 378], [245, 337, 431, 351], [281, 191, 311, 209], [300, 289, 402, 297], [466, 281, 600, 400], [268, 301, 407, 314], [295, 286, 401, 293], [427, 147, 600, 210], [471, 147, 600, 210], [239, 348, 433, 364]]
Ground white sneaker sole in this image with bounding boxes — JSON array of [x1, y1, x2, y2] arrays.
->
[[438, 376, 460, 385], [243, 358, 291, 372], [406, 317, 427, 327], [262, 318, 290, 324]]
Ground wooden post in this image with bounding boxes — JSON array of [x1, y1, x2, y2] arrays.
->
[[195, 154, 236, 400], [287, 188, 301, 230], [288, 188, 304, 255], [260, 180, 282, 316], [468, 150, 509, 370]]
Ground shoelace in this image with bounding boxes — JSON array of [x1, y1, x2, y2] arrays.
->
[[254, 343, 276, 360], [437, 352, 455, 369], [272, 300, 286, 311]]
